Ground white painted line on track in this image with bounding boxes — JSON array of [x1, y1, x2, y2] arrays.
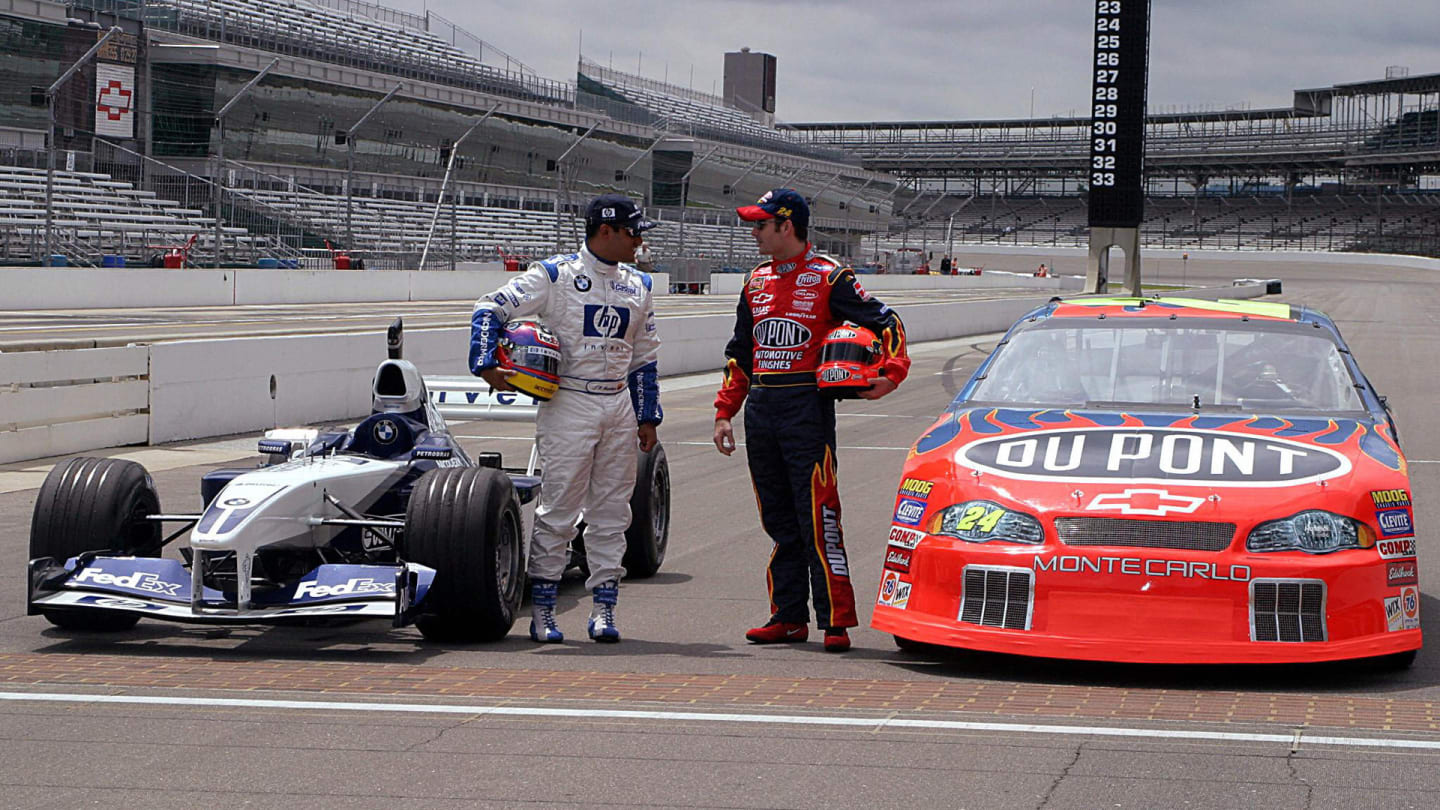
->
[[455, 436, 914, 451], [1, 691, 1436, 751]]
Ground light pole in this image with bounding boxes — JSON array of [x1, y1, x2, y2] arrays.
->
[[213, 57, 279, 269], [676, 144, 719, 266], [343, 83, 404, 251], [44, 26, 122, 266], [419, 103, 498, 271], [552, 122, 599, 251]]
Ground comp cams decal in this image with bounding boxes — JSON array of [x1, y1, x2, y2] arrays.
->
[[888, 526, 925, 550], [1377, 537, 1417, 560], [958, 427, 1351, 488]]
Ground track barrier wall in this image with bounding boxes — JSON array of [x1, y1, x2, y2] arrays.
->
[[0, 282, 1268, 462], [0, 268, 673, 310]]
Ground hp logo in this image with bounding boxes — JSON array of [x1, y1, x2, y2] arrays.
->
[[583, 305, 631, 338]]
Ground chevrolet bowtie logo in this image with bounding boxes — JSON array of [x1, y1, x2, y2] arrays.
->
[[1086, 488, 1205, 517]]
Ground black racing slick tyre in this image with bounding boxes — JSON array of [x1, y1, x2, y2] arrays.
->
[[29, 457, 163, 632], [623, 443, 671, 579], [405, 467, 524, 642]]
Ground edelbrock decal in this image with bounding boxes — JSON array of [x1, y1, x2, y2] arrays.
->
[[957, 427, 1351, 487]]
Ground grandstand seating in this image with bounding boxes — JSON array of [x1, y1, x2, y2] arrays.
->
[[0, 165, 260, 265], [233, 186, 762, 268], [146, 0, 570, 105], [880, 193, 1440, 256]]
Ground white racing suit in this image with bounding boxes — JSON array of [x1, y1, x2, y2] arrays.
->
[[470, 244, 662, 589]]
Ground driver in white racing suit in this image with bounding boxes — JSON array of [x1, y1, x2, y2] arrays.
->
[[470, 194, 662, 644]]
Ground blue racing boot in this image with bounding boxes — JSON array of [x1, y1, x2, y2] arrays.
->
[[587, 580, 621, 643], [529, 579, 563, 643]]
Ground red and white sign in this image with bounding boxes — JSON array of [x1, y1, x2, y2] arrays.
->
[[94, 63, 135, 138]]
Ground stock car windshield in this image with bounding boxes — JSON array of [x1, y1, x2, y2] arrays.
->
[[970, 319, 1365, 413]]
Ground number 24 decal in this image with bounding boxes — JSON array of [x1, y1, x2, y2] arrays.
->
[[957, 506, 1005, 533]]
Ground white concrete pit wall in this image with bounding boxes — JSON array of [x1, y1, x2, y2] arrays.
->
[[0, 345, 150, 463]]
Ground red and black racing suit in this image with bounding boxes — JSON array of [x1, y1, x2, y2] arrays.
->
[[716, 245, 910, 630]]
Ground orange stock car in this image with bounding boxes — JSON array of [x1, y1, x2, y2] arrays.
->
[[872, 297, 1421, 666]]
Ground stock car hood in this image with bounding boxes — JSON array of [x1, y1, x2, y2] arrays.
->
[[900, 407, 1411, 539]]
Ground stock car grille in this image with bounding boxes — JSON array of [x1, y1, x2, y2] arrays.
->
[[959, 567, 1032, 630], [1055, 518, 1236, 551], [1252, 580, 1327, 642]]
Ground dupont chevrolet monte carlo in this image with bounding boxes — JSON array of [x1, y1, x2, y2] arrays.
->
[[26, 321, 669, 641], [872, 297, 1421, 666]]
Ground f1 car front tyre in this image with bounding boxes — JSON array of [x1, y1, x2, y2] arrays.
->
[[623, 443, 671, 578], [405, 467, 524, 642], [30, 457, 163, 632]]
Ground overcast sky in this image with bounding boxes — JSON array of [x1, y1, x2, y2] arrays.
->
[[398, 1, 1439, 122]]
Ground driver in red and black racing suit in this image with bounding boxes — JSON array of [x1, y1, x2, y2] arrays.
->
[[712, 188, 910, 652]]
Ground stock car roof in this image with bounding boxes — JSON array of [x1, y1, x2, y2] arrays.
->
[[1040, 297, 1303, 323]]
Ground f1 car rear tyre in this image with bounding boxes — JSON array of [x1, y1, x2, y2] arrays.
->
[[29, 457, 163, 632], [623, 443, 670, 578], [406, 466, 524, 642]]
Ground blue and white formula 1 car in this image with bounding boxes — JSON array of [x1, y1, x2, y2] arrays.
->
[[26, 320, 670, 642]]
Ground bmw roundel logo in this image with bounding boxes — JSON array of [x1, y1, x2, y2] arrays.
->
[[222, 497, 251, 507], [373, 419, 397, 445], [574, 274, 592, 292]]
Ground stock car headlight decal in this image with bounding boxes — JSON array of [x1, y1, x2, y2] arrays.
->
[[1246, 510, 1373, 554], [932, 501, 1044, 545]]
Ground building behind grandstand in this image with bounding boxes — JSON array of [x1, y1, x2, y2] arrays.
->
[[1, 0, 1438, 276]]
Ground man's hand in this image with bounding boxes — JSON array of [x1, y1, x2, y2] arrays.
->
[[637, 423, 658, 453], [713, 418, 737, 456], [479, 366, 517, 392], [858, 376, 898, 400]]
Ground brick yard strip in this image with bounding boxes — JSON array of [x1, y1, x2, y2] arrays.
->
[[1, 652, 1436, 735]]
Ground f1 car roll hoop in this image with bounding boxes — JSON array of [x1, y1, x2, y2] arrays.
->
[[26, 318, 669, 641]]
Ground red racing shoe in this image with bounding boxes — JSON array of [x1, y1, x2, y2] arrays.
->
[[745, 619, 808, 644], [823, 629, 851, 652]]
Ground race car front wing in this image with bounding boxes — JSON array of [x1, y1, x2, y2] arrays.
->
[[27, 554, 437, 626]]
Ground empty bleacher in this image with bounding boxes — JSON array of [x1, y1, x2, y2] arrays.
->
[[145, 0, 572, 105], [233, 185, 763, 270], [882, 193, 1440, 255], [0, 164, 263, 265]]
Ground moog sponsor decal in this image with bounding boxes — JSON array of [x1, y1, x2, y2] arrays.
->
[[958, 427, 1351, 487]]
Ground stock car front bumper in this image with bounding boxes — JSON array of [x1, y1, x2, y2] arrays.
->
[[871, 534, 1423, 664]]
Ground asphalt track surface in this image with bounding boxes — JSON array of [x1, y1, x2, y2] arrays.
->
[[0, 288, 1007, 348], [1, 263, 1438, 808]]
